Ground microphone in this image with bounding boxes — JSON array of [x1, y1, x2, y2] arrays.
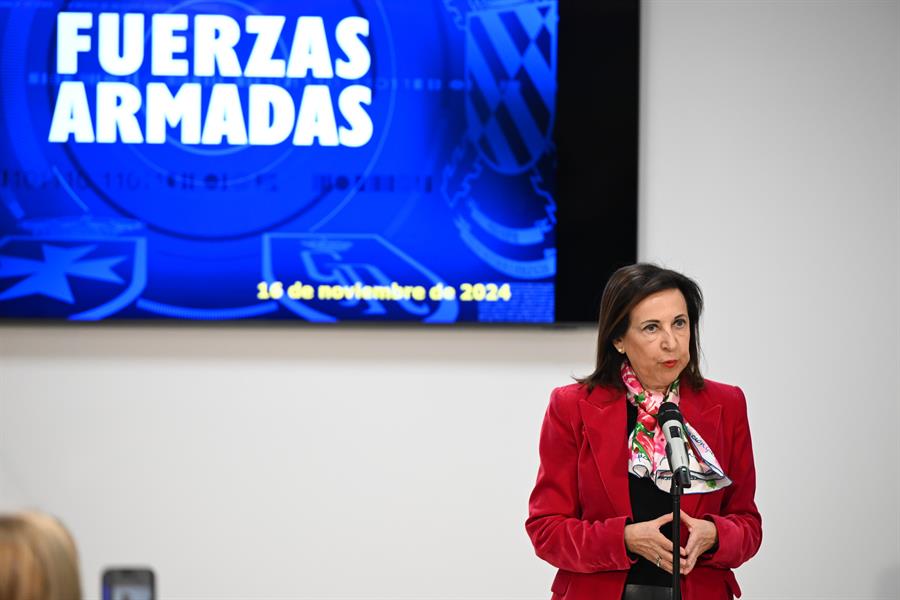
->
[[658, 402, 692, 488]]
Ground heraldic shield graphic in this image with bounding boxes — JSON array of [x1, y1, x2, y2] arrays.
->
[[465, 0, 557, 175], [0, 235, 147, 320], [262, 234, 459, 323], [442, 0, 558, 299]]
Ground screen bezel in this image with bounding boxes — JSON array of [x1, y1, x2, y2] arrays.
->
[[554, 0, 639, 324]]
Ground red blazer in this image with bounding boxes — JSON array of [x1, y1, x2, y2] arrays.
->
[[526, 380, 762, 600]]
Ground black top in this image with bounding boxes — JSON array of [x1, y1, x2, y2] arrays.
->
[[625, 401, 673, 588]]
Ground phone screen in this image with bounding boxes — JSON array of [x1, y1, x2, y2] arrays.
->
[[109, 583, 153, 600], [102, 569, 155, 600]]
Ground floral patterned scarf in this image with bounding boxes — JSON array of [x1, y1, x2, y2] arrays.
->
[[622, 360, 732, 494]]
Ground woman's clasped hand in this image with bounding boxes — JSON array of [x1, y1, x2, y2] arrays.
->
[[624, 511, 719, 576]]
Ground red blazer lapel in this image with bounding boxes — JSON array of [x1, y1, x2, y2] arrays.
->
[[679, 384, 723, 515], [579, 386, 632, 519], [575, 384, 726, 520]]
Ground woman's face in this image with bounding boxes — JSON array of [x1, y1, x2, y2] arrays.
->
[[614, 288, 691, 393]]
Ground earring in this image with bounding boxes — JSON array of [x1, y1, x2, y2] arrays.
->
[[617, 347, 625, 354]]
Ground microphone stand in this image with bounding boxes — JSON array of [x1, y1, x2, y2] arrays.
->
[[660, 403, 691, 600], [670, 472, 688, 600]]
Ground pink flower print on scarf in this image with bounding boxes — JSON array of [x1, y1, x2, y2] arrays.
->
[[621, 360, 732, 494]]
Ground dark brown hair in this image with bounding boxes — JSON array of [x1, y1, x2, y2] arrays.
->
[[578, 263, 704, 391]]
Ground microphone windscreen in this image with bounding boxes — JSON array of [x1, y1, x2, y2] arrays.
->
[[657, 402, 683, 423]]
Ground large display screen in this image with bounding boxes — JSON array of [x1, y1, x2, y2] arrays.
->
[[0, 0, 637, 323]]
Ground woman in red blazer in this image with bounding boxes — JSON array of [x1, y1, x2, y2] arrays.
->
[[527, 265, 761, 600]]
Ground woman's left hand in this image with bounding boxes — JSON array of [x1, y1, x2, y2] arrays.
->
[[680, 510, 718, 575]]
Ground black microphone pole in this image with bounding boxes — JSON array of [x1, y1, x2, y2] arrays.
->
[[658, 402, 692, 600], [671, 474, 683, 600]]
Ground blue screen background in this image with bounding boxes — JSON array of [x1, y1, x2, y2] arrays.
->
[[0, 0, 558, 323]]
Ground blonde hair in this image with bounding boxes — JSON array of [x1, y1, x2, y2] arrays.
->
[[0, 511, 82, 600]]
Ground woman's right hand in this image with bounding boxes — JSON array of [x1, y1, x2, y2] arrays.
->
[[623, 513, 687, 574]]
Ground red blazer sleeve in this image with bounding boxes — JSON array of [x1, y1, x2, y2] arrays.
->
[[700, 386, 763, 569], [525, 387, 634, 573]]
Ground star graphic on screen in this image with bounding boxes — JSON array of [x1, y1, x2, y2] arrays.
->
[[0, 244, 126, 304]]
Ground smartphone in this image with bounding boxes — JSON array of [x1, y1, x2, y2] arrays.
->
[[101, 568, 155, 600]]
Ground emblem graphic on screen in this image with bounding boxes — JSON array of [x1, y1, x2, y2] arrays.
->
[[0, 0, 558, 323]]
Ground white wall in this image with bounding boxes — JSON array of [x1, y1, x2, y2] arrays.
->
[[1, 1, 898, 598]]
